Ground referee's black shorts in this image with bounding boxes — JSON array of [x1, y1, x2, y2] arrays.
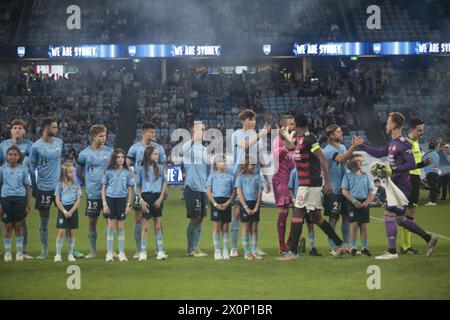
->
[[408, 174, 421, 208]]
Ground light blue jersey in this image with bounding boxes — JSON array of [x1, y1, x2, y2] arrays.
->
[[341, 171, 373, 200], [235, 172, 263, 201], [288, 168, 299, 192], [102, 168, 133, 198], [323, 143, 347, 194], [206, 171, 235, 198], [231, 129, 260, 176], [128, 141, 167, 195], [0, 139, 32, 167], [29, 137, 63, 191], [136, 164, 166, 193], [179, 141, 210, 192], [127, 141, 167, 167], [0, 164, 31, 197], [423, 150, 440, 175], [77, 145, 113, 199], [55, 182, 82, 206]]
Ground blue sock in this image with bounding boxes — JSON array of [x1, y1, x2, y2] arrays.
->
[[213, 233, 220, 251], [155, 233, 164, 252], [309, 231, 315, 249], [4, 237, 12, 254], [231, 217, 240, 249], [106, 229, 114, 253], [154, 232, 158, 253], [350, 239, 357, 249], [56, 237, 63, 256], [251, 234, 257, 254], [193, 224, 202, 249], [68, 237, 75, 256], [134, 222, 141, 253], [341, 220, 350, 245], [328, 219, 337, 250], [157, 222, 164, 252], [223, 232, 229, 252], [141, 240, 147, 253], [187, 223, 195, 251], [23, 224, 28, 251], [39, 217, 49, 253], [88, 228, 97, 253], [242, 235, 250, 255], [16, 236, 24, 254], [361, 239, 368, 250], [118, 231, 125, 253]]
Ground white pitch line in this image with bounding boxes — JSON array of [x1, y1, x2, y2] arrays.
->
[[370, 215, 450, 241]]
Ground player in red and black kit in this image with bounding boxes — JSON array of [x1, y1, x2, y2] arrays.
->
[[277, 113, 350, 261]]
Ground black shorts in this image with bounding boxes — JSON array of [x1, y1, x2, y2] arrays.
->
[[211, 197, 232, 223], [106, 196, 127, 221], [347, 199, 370, 224], [132, 194, 142, 211], [240, 200, 260, 223], [1, 197, 27, 223], [290, 204, 313, 224], [324, 194, 347, 217], [183, 186, 207, 219], [85, 198, 105, 218], [141, 192, 163, 219], [56, 204, 79, 229], [408, 174, 421, 208], [304, 210, 313, 224], [35, 189, 55, 211]]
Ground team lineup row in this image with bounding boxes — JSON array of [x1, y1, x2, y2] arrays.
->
[[0, 110, 439, 262]]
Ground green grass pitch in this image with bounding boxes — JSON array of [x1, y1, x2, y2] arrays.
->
[[1, 188, 449, 300]]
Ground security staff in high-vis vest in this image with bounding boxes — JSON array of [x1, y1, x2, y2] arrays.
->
[[401, 119, 432, 255]]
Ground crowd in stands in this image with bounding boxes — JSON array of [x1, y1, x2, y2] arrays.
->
[[0, 68, 121, 160], [27, 0, 133, 44], [20, 0, 346, 45], [372, 63, 450, 144], [0, 0, 18, 44], [130, 65, 361, 160], [1, 0, 449, 46], [1, 60, 448, 168]]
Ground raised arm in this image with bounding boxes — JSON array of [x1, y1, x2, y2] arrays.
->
[[358, 144, 389, 158], [334, 144, 359, 163]]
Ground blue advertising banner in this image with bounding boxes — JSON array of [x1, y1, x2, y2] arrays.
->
[[293, 41, 450, 56], [166, 165, 183, 186], [2, 41, 449, 59]]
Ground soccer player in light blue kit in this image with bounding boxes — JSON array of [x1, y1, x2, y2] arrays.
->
[[54, 162, 82, 262], [230, 109, 271, 258], [0, 119, 33, 259], [102, 149, 134, 262], [135, 146, 168, 261], [76, 124, 113, 258], [29, 118, 63, 259], [235, 158, 264, 260], [0, 145, 31, 262], [206, 154, 236, 260], [179, 121, 210, 257], [127, 122, 167, 259], [341, 154, 373, 256], [322, 125, 359, 254]]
